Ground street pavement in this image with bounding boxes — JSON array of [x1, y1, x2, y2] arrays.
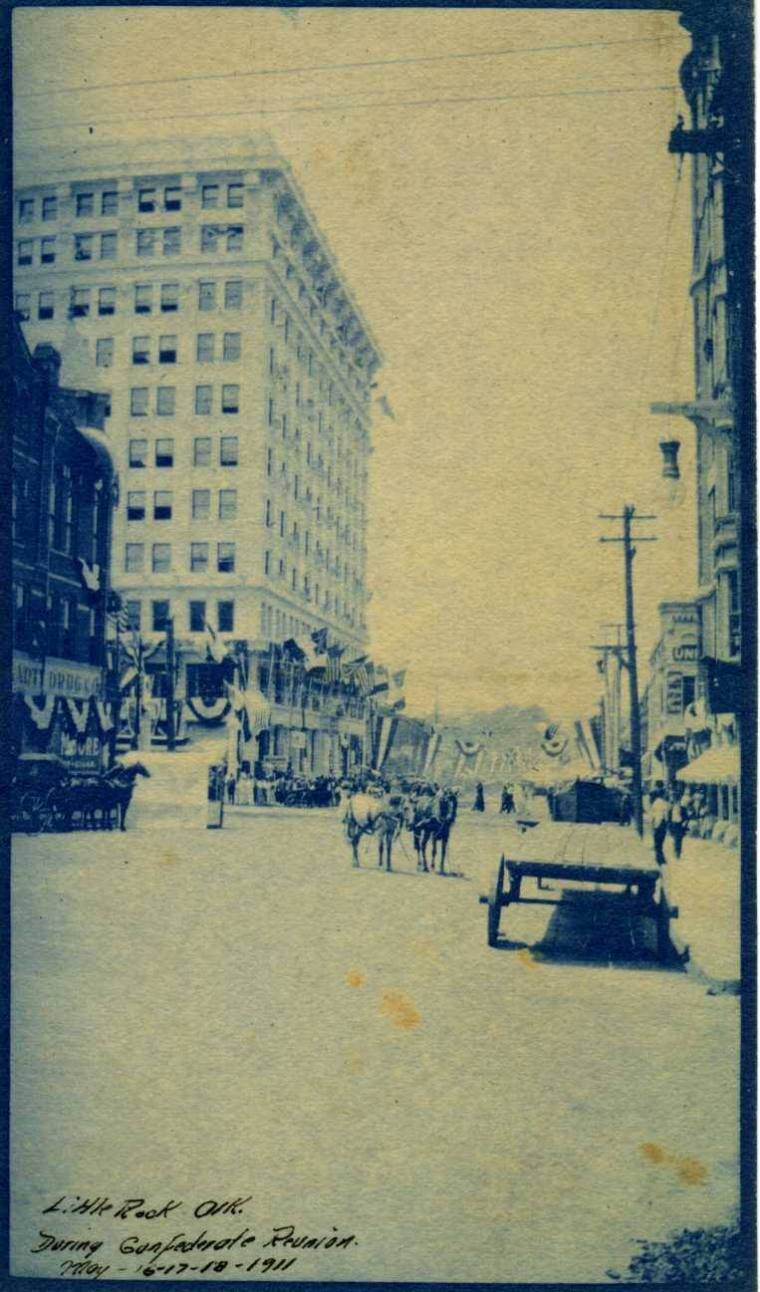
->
[[12, 791, 739, 1284]]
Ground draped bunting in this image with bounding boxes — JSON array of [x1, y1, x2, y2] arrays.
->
[[186, 696, 231, 726], [66, 698, 89, 734], [24, 694, 56, 730], [93, 701, 114, 733]]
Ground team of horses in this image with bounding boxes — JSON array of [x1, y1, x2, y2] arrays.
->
[[344, 785, 459, 874], [52, 762, 151, 832]]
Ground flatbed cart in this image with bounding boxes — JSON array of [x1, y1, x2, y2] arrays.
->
[[480, 822, 678, 960]]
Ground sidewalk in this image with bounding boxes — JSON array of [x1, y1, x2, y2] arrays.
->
[[661, 835, 741, 994]]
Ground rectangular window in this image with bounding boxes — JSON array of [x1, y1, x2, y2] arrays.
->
[[74, 234, 93, 261], [264, 550, 271, 576], [192, 489, 211, 520], [202, 184, 219, 209], [130, 387, 149, 417], [96, 337, 113, 367], [137, 229, 156, 257], [42, 195, 58, 221], [98, 286, 116, 316], [220, 436, 238, 466], [152, 543, 171, 573], [163, 227, 181, 256], [193, 436, 212, 467], [159, 334, 177, 364], [129, 438, 148, 468], [199, 281, 216, 311], [164, 186, 182, 212], [125, 543, 144, 572], [152, 600, 170, 632], [138, 187, 156, 213], [224, 279, 242, 309], [154, 491, 172, 521], [201, 226, 218, 253], [190, 543, 209, 573], [197, 333, 215, 362], [161, 282, 179, 313], [18, 197, 34, 223], [101, 190, 118, 216], [189, 600, 206, 632], [219, 489, 237, 520], [76, 192, 94, 217], [127, 491, 146, 521], [266, 448, 273, 477], [70, 287, 91, 318], [38, 291, 55, 321], [15, 293, 30, 321], [223, 331, 241, 361], [227, 183, 244, 208], [279, 510, 285, 537], [227, 226, 243, 252], [100, 232, 117, 259], [135, 284, 152, 314], [155, 438, 174, 468], [156, 386, 175, 417], [222, 384, 239, 414], [195, 384, 213, 415], [132, 336, 150, 365], [126, 600, 141, 631], [17, 240, 33, 266], [217, 601, 234, 632], [41, 236, 56, 264], [217, 542, 235, 573]]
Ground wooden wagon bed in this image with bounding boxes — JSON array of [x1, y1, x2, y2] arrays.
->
[[481, 822, 674, 957]]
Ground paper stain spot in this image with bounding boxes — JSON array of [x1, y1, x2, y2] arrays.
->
[[346, 970, 365, 989], [345, 1051, 365, 1075], [379, 989, 421, 1031], [639, 1142, 707, 1185], [517, 948, 539, 970], [162, 848, 177, 866]]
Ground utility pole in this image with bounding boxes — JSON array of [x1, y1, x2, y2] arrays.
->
[[599, 506, 657, 837], [133, 639, 143, 751], [165, 617, 176, 752]]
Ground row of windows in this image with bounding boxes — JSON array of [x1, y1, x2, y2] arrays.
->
[[17, 183, 244, 224], [15, 280, 246, 323], [16, 224, 245, 266], [120, 332, 243, 366], [261, 551, 359, 613], [128, 436, 238, 469], [130, 384, 240, 417], [126, 490, 238, 522], [126, 599, 235, 634], [123, 543, 236, 575], [260, 604, 320, 643]]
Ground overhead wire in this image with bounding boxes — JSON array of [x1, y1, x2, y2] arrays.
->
[[15, 33, 683, 101], [15, 81, 679, 136]]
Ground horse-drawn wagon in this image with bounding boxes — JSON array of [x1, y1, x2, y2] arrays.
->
[[480, 821, 677, 960], [12, 753, 150, 834]]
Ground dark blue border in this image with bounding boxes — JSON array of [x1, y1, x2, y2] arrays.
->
[[1, 2, 755, 1291]]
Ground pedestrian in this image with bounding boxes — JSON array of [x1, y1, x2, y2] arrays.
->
[[500, 785, 513, 814], [473, 781, 485, 812], [650, 789, 671, 866], [618, 791, 632, 827], [668, 789, 686, 859]]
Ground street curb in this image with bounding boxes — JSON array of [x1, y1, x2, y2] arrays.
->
[[667, 923, 741, 996]]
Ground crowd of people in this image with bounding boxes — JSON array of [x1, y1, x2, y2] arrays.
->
[[648, 782, 716, 865]]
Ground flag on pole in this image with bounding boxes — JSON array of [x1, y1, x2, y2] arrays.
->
[[343, 655, 371, 693], [205, 620, 229, 664], [325, 643, 345, 684], [310, 627, 328, 655]]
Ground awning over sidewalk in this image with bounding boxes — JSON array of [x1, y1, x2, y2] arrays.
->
[[676, 744, 739, 785]]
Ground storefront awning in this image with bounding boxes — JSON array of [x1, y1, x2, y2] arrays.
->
[[676, 744, 739, 785]]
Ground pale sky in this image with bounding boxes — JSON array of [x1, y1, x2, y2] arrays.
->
[[14, 6, 696, 720]]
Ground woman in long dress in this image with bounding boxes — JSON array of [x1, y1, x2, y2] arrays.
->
[[473, 781, 485, 812]]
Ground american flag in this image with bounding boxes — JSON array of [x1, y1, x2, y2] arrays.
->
[[325, 643, 345, 684], [343, 655, 371, 693]]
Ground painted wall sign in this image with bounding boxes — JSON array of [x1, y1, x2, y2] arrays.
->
[[13, 653, 104, 700]]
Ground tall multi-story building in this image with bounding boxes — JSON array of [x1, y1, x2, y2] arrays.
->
[[640, 600, 700, 789], [12, 318, 116, 773], [650, 0, 750, 811], [14, 139, 381, 676]]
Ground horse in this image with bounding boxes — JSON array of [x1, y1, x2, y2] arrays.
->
[[344, 791, 404, 871], [405, 788, 459, 873], [89, 763, 151, 830]]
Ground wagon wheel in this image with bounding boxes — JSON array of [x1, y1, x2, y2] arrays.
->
[[487, 856, 506, 948], [655, 886, 672, 960], [20, 790, 53, 835]]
